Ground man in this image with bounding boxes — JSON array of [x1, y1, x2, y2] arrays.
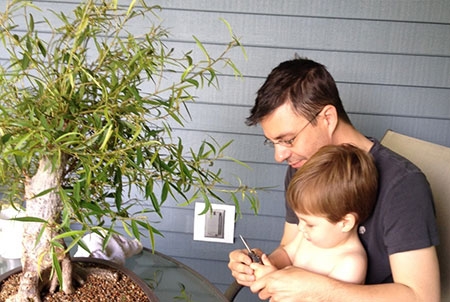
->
[[228, 58, 440, 301]]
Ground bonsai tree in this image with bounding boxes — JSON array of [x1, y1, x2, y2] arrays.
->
[[0, 0, 258, 300]]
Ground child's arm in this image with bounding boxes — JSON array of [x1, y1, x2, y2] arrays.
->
[[250, 228, 300, 279], [266, 245, 293, 269], [250, 254, 279, 280]]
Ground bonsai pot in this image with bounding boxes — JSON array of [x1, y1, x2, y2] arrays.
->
[[0, 257, 158, 301]]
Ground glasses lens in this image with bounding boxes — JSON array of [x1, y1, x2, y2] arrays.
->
[[263, 139, 274, 148]]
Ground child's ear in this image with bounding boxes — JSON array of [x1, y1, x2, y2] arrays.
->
[[340, 213, 357, 232]]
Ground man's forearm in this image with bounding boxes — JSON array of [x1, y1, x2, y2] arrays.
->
[[252, 267, 428, 302], [311, 278, 420, 302]]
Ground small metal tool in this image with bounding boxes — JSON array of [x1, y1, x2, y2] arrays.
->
[[239, 234, 262, 263]]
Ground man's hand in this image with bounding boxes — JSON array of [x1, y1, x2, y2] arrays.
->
[[228, 248, 262, 286], [250, 266, 325, 301]]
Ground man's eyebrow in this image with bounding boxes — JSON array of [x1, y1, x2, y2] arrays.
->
[[265, 132, 290, 141]]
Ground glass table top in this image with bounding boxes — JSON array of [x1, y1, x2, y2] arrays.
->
[[0, 248, 227, 301], [126, 248, 227, 301]]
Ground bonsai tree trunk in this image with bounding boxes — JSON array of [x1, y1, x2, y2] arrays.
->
[[14, 156, 73, 302]]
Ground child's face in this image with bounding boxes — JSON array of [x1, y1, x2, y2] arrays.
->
[[297, 213, 346, 249]]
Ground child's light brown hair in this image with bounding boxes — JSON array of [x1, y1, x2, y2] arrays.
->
[[287, 144, 378, 224]]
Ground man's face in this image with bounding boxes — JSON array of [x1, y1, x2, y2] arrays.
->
[[260, 103, 332, 169]]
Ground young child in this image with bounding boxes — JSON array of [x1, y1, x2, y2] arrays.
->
[[251, 144, 378, 284]]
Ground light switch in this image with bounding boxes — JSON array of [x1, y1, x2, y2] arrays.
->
[[204, 209, 225, 238]]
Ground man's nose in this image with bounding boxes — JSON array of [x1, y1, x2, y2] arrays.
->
[[274, 145, 290, 163]]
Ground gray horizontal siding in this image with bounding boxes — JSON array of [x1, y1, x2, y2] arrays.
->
[[2, 1, 449, 300], [160, 1, 450, 24], [158, 10, 450, 57]]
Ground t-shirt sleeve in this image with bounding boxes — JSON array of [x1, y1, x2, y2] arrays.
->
[[284, 166, 299, 224], [382, 170, 439, 255]]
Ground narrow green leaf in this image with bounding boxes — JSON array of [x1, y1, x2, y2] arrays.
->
[[29, 14, 35, 32], [53, 230, 85, 240], [73, 181, 81, 203], [11, 216, 47, 223], [131, 220, 140, 238], [127, 0, 138, 15], [161, 181, 169, 202], [149, 192, 162, 217], [218, 140, 233, 154], [100, 124, 113, 150], [192, 36, 210, 62], [80, 201, 104, 215], [136, 147, 143, 165], [181, 64, 194, 82], [186, 78, 199, 87], [37, 39, 47, 56], [65, 234, 85, 253], [230, 193, 241, 220], [51, 249, 63, 288], [31, 187, 55, 199], [121, 221, 133, 238]]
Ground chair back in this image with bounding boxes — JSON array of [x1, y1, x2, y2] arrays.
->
[[381, 129, 450, 301]]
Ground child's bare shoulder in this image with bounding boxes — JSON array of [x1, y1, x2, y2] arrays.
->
[[329, 248, 368, 284]]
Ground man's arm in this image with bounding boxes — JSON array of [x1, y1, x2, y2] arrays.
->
[[389, 247, 440, 301], [267, 222, 298, 268], [280, 222, 299, 245], [251, 246, 440, 302]]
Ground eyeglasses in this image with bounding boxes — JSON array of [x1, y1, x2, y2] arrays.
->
[[263, 113, 319, 148]]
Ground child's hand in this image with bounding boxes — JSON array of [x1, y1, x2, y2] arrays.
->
[[249, 254, 277, 280]]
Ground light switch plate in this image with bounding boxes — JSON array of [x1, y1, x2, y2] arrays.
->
[[193, 202, 235, 243]]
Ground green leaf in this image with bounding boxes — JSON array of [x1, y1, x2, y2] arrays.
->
[[193, 36, 210, 62], [80, 201, 104, 215], [185, 78, 199, 87], [131, 220, 140, 238], [136, 147, 143, 165], [65, 233, 85, 253], [181, 64, 194, 82], [53, 230, 85, 240], [11, 216, 47, 223], [126, 0, 138, 15], [99, 124, 113, 151], [31, 187, 56, 199], [29, 13, 35, 32], [21, 53, 30, 69], [51, 249, 63, 288], [1, 134, 12, 144], [161, 181, 169, 202], [149, 192, 162, 217], [37, 39, 47, 56], [73, 181, 81, 203]]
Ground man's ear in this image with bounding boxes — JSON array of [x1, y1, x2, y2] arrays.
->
[[321, 105, 338, 136], [340, 213, 357, 233]]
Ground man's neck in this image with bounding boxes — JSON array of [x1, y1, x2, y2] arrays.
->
[[332, 122, 374, 152]]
